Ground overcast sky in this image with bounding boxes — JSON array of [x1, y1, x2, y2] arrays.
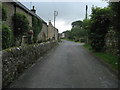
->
[[18, 1, 108, 33]]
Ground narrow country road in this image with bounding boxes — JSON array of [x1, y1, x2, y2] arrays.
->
[[11, 40, 118, 88]]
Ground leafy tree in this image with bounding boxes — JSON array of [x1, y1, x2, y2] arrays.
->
[[70, 20, 85, 41], [64, 20, 86, 41], [71, 27, 85, 40], [72, 20, 83, 28], [82, 19, 91, 43], [90, 7, 111, 52]]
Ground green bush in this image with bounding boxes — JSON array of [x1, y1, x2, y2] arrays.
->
[[32, 16, 42, 43], [2, 24, 13, 49], [82, 19, 91, 43], [12, 13, 29, 37], [12, 13, 29, 45], [90, 7, 110, 52]]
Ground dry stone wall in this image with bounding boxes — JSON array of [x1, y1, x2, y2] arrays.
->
[[105, 29, 119, 56], [2, 41, 58, 88]]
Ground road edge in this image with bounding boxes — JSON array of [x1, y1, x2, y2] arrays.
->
[[82, 45, 118, 76]]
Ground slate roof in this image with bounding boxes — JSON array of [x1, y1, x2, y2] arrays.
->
[[9, 0, 47, 25]]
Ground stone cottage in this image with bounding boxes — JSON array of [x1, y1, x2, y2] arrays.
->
[[47, 20, 59, 40], [2, 0, 59, 45], [2, 1, 48, 45]]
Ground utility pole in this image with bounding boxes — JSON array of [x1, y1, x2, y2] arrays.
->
[[54, 11, 58, 40], [85, 5, 88, 43], [85, 5, 88, 19]]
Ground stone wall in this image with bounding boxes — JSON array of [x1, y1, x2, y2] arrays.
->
[[105, 29, 119, 56], [2, 41, 58, 88]]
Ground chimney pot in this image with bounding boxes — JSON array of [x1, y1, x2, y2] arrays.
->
[[31, 6, 36, 13]]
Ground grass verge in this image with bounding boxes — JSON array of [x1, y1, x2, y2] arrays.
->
[[83, 44, 118, 70]]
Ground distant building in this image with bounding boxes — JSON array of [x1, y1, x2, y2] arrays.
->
[[61, 33, 65, 38], [58, 33, 62, 39], [48, 21, 59, 40]]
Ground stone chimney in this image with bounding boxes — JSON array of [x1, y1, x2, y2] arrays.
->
[[49, 20, 52, 25], [31, 6, 36, 13]]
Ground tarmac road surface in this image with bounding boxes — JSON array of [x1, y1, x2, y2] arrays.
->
[[10, 40, 118, 88]]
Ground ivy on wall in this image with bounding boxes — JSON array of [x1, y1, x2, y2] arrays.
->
[[0, 4, 7, 21], [1, 4, 14, 49], [1, 4, 43, 49], [32, 16, 42, 43], [2, 24, 13, 49]]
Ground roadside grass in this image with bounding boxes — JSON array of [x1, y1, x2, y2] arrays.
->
[[83, 44, 119, 70]]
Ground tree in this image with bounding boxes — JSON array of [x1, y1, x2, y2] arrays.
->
[[71, 27, 85, 41], [71, 20, 83, 28], [63, 20, 86, 42], [90, 7, 111, 51], [82, 19, 91, 43], [69, 20, 85, 41]]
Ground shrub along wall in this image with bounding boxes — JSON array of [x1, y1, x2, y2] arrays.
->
[[32, 16, 42, 43], [12, 13, 29, 46], [1, 4, 14, 49], [0, 4, 7, 21], [2, 41, 58, 88], [2, 24, 14, 49]]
